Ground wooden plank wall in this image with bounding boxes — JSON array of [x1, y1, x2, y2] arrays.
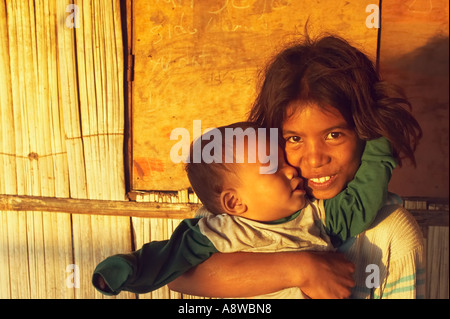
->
[[426, 226, 449, 298], [405, 198, 449, 298], [380, 0, 449, 199], [379, 0, 449, 298]]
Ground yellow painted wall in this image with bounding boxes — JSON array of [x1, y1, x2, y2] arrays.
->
[[132, 0, 379, 190]]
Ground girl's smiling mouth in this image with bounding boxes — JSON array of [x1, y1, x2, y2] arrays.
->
[[307, 175, 337, 189]]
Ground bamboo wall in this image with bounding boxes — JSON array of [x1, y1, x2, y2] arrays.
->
[[0, 0, 448, 299], [0, 0, 134, 299], [0, 0, 203, 299]]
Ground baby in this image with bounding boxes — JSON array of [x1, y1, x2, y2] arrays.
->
[[93, 122, 396, 298]]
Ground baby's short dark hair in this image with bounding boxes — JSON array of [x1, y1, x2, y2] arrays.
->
[[185, 121, 262, 215]]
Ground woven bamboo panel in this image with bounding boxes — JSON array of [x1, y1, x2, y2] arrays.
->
[[60, 0, 134, 299], [132, 189, 210, 299], [0, 0, 73, 298], [426, 226, 449, 298], [0, 0, 133, 299], [131, 0, 379, 190]]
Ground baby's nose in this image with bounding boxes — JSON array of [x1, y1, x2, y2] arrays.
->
[[282, 162, 299, 179]]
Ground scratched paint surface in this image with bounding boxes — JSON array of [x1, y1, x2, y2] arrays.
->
[[132, 0, 378, 190]]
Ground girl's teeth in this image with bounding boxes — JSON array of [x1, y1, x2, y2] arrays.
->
[[310, 176, 331, 183]]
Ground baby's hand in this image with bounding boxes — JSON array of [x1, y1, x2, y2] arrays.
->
[[94, 274, 109, 292]]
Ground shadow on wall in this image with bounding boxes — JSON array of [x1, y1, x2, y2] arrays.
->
[[381, 36, 449, 198]]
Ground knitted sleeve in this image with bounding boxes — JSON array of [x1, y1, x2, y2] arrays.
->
[[375, 245, 425, 298], [375, 207, 426, 299], [342, 205, 425, 299]]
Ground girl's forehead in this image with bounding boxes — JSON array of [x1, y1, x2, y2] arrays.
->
[[283, 103, 348, 133], [286, 102, 342, 120]]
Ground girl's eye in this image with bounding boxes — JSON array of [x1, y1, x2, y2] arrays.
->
[[286, 136, 301, 144], [326, 132, 342, 140]]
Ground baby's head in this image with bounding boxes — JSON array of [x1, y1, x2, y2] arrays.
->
[[186, 122, 307, 222]]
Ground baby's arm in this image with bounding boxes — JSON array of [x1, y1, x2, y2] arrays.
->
[[324, 137, 397, 244], [92, 218, 218, 295]]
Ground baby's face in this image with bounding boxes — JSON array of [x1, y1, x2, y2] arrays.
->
[[235, 145, 307, 222]]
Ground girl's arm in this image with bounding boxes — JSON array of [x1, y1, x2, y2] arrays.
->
[[168, 250, 355, 299], [324, 137, 397, 244]]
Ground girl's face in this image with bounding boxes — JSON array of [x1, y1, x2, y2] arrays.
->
[[282, 103, 365, 200]]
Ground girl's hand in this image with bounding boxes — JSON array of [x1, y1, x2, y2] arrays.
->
[[297, 251, 355, 299]]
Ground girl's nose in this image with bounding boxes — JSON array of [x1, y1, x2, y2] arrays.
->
[[303, 143, 331, 169]]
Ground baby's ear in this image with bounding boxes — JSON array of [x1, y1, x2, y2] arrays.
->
[[220, 189, 247, 216]]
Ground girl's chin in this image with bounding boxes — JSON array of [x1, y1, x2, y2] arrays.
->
[[307, 187, 341, 200]]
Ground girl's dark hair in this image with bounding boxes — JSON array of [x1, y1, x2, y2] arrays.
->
[[248, 34, 422, 166]]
